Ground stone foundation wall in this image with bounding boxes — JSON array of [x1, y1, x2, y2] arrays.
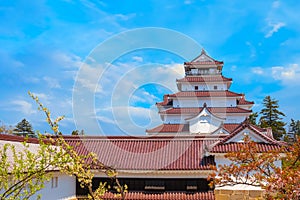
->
[[214, 189, 264, 200]]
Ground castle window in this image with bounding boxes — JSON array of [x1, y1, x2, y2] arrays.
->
[[51, 177, 58, 188], [195, 86, 198, 90], [145, 180, 165, 190]]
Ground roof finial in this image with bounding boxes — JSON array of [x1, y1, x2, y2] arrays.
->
[[201, 48, 206, 55]]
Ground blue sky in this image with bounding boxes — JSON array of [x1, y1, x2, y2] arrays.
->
[[1, 0, 300, 136]]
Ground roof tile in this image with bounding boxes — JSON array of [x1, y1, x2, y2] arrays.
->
[[169, 91, 242, 98], [102, 191, 215, 200], [160, 107, 251, 114], [177, 76, 232, 83], [64, 136, 218, 170], [210, 143, 281, 153]]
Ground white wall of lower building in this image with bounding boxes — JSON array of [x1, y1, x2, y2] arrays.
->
[[214, 154, 282, 172], [31, 173, 76, 200]]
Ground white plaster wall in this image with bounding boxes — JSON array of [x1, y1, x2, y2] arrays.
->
[[181, 83, 228, 91], [215, 155, 282, 173], [189, 116, 221, 134], [215, 155, 231, 167], [223, 115, 247, 123], [31, 173, 76, 200]]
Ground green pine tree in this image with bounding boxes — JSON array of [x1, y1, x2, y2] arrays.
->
[[259, 96, 286, 140], [287, 119, 300, 142], [13, 118, 36, 138], [248, 112, 258, 125]]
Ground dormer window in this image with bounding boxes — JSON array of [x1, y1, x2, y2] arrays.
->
[[195, 86, 198, 90]]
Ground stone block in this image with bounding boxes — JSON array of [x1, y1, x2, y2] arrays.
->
[[249, 190, 263, 198], [218, 189, 233, 195], [215, 194, 230, 200]]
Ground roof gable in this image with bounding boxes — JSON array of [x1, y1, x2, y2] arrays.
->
[[191, 49, 215, 63], [224, 127, 269, 143], [185, 106, 225, 122], [185, 106, 225, 134], [219, 119, 277, 145]]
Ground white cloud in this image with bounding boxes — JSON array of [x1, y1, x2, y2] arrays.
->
[[11, 100, 36, 115], [272, 64, 300, 84], [114, 13, 136, 21], [95, 115, 116, 124], [252, 67, 264, 75], [73, 61, 185, 135], [96, 105, 161, 135], [265, 21, 285, 38], [132, 56, 143, 62], [74, 63, 103, 93], [31, 92, 50, 104], [51, 51, 83, 69], [43, 76, 61, 89], [250, 64, 300, 86]]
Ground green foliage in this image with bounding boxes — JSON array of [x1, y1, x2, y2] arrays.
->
[[71, 129, 85, 135], [210, 136, 300, 200], [28, 91, 127, 199], [13, 119, 35, 138], [287, 119, 300, 141], [248, 112, 258, 125], [259, 96, 286, 140], [0, 121, 13, 134], [0, 135, 72, 200], [0, 92, 128, 200]]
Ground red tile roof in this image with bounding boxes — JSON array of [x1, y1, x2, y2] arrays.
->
[[146, 123, 240, 134], [159, 107, 251, 115], [168, 91, 242, 98], [0, 134, 40, 144], [146, 124, 189, 133], [102, 191, 215, 200], [237, 98, 254, 105], [223, 124, 240, 133], [210, 143, 282, 153], [177, 76, 232, 83], [63, 136, 218, 170], [156, 95, 172, 106], [185, 61, 223, 65]]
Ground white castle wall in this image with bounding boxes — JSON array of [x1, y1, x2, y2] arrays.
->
[[180, 82, 228, 91]]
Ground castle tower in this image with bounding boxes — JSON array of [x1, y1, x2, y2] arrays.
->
[[147, 49, 254, 135]]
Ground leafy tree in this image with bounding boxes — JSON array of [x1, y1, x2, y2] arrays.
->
[[71, 129, 85, 135], [209, 136, 300, 200], [0, 135, 72, 200], [287, 119, 300, 142], [0, 121, 13, 134], [0, 92, 127, 200], [13, 119, 36, 138], [259, 96, 286, 140], [248, 112, 258, 125]]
